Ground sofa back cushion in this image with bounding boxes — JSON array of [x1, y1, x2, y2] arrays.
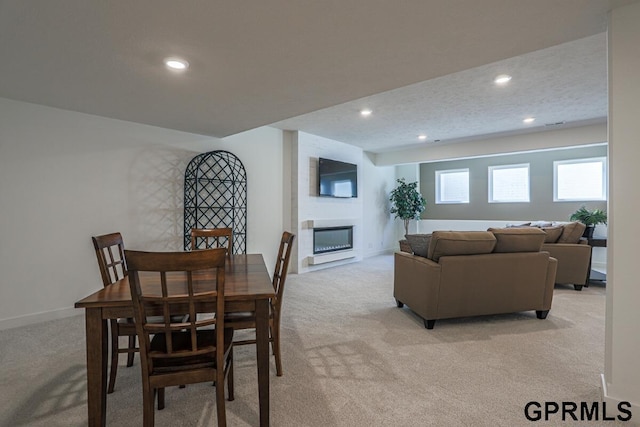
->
[[427, 231, 496, 262], [488, 227, 546, 253], [557, 221, 586, 243], [404, 234, 431, 257]]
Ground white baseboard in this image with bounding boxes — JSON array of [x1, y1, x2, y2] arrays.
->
[[363, 248, 394, 258], [0, 306, 80, 331], [600, 373, 640, 417]]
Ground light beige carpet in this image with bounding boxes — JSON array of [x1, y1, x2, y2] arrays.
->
[[0, 255, 632, 426]]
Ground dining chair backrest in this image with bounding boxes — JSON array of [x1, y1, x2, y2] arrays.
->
[[92, 232, 127, 287], [125, 248, 228, 369], [191, 228, 233, 255], [92, 232, 138, 394], [271, 232, 295, 314], [124, 247, 233, 426]]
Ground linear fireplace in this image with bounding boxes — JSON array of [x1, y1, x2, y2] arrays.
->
[[313, 226, 353, 254]]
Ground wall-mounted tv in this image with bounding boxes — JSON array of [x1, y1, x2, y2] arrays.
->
[[318, 157, 358, 198]]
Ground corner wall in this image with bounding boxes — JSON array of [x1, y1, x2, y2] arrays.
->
[[603, 1, 640, 412], [0, 98, 284, 329]]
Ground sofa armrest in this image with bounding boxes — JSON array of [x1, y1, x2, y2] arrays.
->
[[541, 243, 591, 285], [393, 252, 441, 320], [543, 257, 558, 309]]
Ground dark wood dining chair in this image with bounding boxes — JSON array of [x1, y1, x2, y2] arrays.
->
[[125, 248, 234, 427], [225, 231, 295, 376], [191, 227, 233, 255], [92, 232, 138, 394]]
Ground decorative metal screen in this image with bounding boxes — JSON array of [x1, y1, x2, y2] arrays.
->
[[184, 150, 247, 253]]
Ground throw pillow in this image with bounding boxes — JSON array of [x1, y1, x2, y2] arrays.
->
[[427, 231, 496, 262], [404, 234, 431, 257], [531, 221, 553, 228], [488, 227, 546, 253], [505, 222, 532, 228], [557, 221, 586, 243], [541, 226, 563, 243]]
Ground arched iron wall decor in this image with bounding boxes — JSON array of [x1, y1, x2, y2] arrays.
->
[[184, 150, 247, 253]]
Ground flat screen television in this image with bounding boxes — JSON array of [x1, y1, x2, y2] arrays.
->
[[318, 157, 358, 198]]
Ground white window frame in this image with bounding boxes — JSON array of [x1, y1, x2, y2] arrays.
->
[[488, 163, 530, 203], [435, 168, 470, 204], [553, 157, 607, 202]]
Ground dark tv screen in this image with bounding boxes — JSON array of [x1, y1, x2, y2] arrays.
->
[[318, 158, 358, 198]]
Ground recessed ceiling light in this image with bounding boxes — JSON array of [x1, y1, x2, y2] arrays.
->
[[418, 134, 427, 140], [164, 57, 189, 71], [523, 117, 536, 124], [360, 109, 372, 117], [494, 74, 512, 85]]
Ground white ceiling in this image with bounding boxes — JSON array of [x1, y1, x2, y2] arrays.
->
[[0, 1, 634, 153]]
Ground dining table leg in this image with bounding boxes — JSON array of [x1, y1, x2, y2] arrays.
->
[[85, 307, 108, 427], [255, 298, 270, 427]]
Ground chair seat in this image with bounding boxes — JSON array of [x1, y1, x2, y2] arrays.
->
[[150, 328, 234, 372], [117, 315, 188, 335]]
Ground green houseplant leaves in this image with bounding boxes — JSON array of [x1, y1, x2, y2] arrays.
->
[[569, 206, 608, 227], [389, 178, 426, 236]]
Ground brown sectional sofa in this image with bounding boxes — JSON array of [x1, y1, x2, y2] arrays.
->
[[541, 222, 591, 291], [395, 228, 557, 329], [498, 221, 592, 291]]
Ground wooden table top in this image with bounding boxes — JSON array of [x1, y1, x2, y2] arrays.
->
[[75, 253, 274, 308]]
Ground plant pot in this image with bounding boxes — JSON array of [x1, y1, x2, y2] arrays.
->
[[582, 225, 595, 239]]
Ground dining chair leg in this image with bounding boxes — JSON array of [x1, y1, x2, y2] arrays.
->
[[269, 324, 276, 356], [216, 371, 227, 427], [157, 387, 165, 410], [227, 349, 234, 401], [142, 386, 155, 427], [126, 334, 136, 367], [272, 320, 283, 376], [108, 319, 119, 394]]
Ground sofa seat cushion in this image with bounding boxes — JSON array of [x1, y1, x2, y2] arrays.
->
[[488, 227, 546, 253], [427, 231, 496, 262], [404, 234, 432, 257], [557, 221, 586, 243]]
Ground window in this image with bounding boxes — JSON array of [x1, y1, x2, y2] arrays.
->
[[435, 169, 469, 204], [488, 163, 530, 203], [554, 157, 607, 201]]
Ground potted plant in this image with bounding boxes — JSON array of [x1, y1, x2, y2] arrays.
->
[[569, 206, 607, 239], [390, 178, 426, 239]]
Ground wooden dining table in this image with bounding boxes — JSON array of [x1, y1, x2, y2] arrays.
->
[[75, 253, 275, 427]]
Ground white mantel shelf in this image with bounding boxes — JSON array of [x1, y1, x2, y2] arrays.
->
[[307, 219, 358, 228], [308, 250, 355, 265]]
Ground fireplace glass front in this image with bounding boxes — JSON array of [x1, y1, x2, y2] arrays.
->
[[313, 226, 353, 254]]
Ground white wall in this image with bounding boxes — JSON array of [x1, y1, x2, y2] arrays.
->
[[0, 98, 284, 329], [209, 126, 285, 274], [362, 152, 396, 257], [604, 2, 640, 412]]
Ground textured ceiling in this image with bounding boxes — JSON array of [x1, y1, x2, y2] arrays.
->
[[0, 1, 633, 153], [272, 33, 608, 153]]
